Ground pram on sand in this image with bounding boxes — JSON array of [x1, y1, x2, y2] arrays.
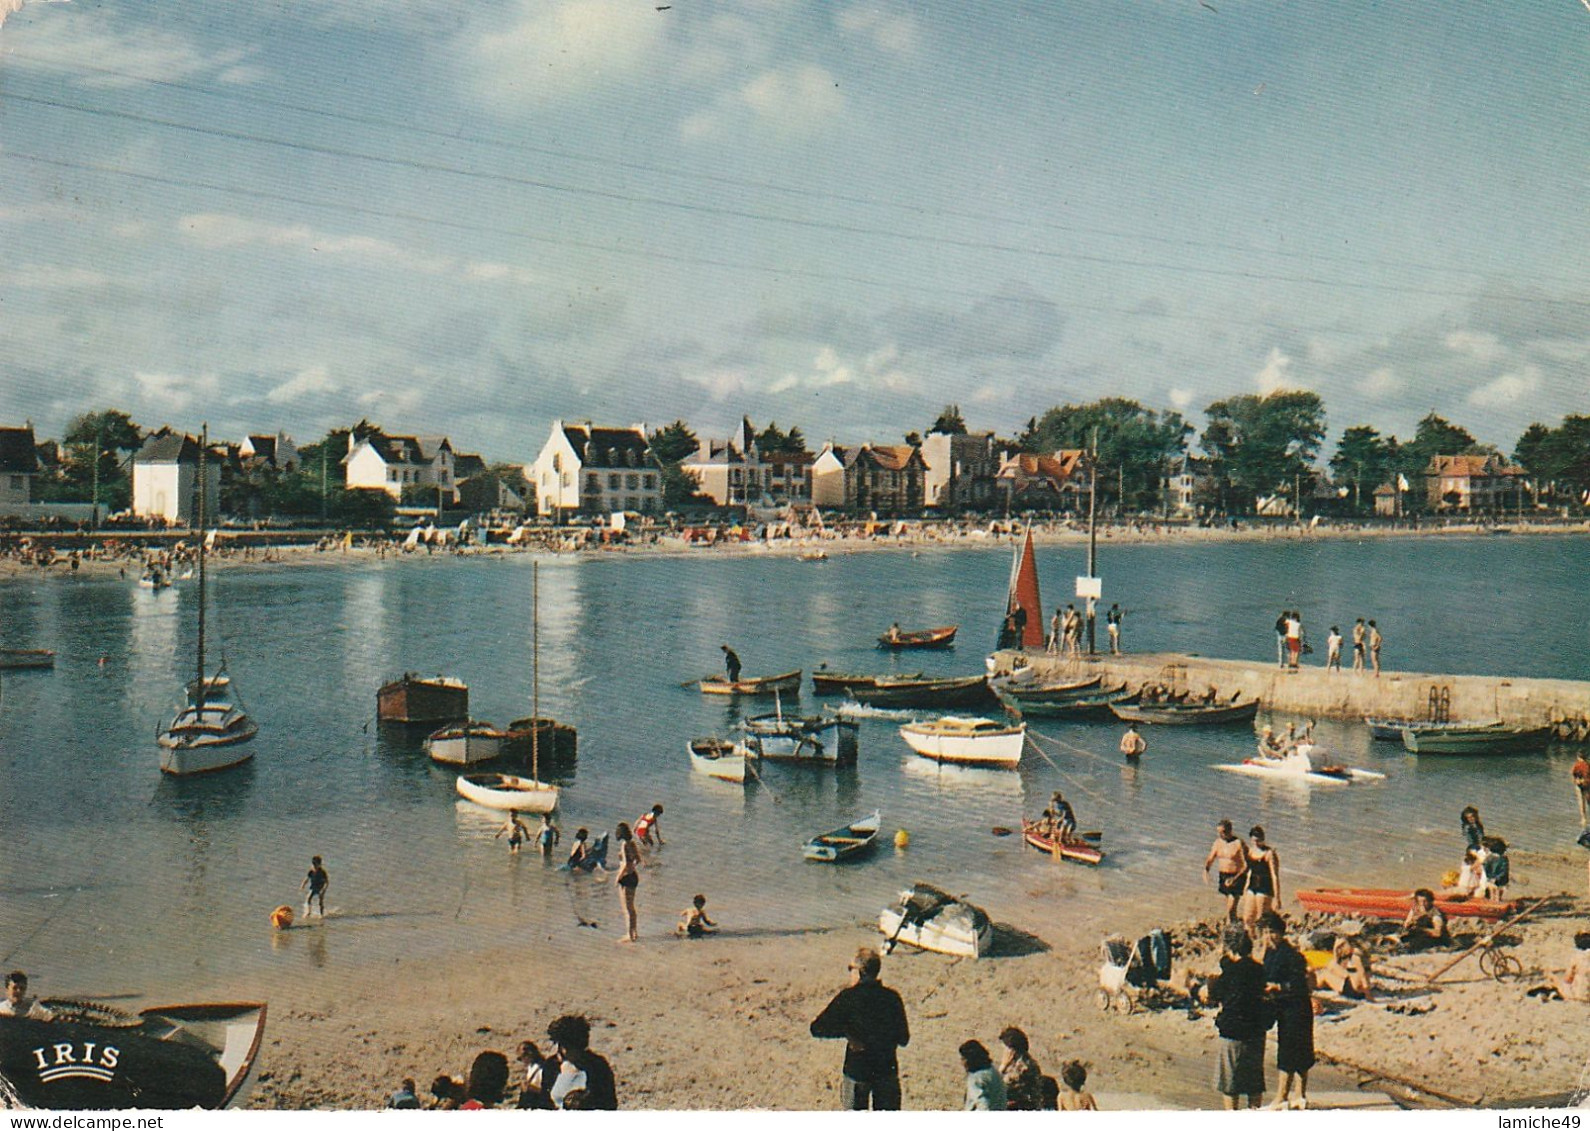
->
[[1098, 928, 1180, 1013]]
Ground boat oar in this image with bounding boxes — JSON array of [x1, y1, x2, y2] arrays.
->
[[679, 676, 704, 689]]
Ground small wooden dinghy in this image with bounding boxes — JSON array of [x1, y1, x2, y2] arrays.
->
[[688, 737, 747, 782], [877, 624, 957, 650], [803, 810, 881, 862], [1020, 819, 1105, 866], [0, 649, 55, 670], [698, 669, 802, 697], [455, 772, 558, 814]]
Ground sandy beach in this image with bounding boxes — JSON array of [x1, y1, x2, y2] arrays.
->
[[245, 849, 1587, 1111]]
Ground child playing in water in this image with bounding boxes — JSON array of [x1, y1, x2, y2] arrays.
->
[[676, 894, 717, 938]]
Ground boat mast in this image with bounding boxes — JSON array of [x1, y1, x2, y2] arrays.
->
[[195, 424, 208, 711], [531, 560, 539, 782]]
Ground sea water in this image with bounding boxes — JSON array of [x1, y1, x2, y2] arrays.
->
[[0, 534, 1582, 1000]]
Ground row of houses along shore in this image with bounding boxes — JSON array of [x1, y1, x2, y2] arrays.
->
[[0, 415, 1533, 528]]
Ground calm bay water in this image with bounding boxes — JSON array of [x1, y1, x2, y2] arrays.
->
[[0, 534, 1584, 1001]]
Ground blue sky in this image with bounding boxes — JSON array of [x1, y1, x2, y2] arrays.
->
[[1, 1, 1587, 462]]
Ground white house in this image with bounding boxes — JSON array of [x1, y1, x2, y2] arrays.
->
[[810, 444, 849, 508], [343, 431, 456, 501], [527, 420, 662, 519], [920, 431, 1001, 510], [131, 429, 221, 525], [239, 432, 300, 473]]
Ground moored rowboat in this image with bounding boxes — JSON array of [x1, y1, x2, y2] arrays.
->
[[851, 673, 994, 710], [803, 810, 881, 862], [688, 737, 747, 782], [455, 772, 559, 814], [1110, 697, 1259, 726], [811, 668, 923, 696], [1400, 723, 1552, 754], [425, 721, 507, 766], [1295, 887, 1518, 922], [0, 649, 55, 670], [877, 624, 957, 650], [899, 716, 1025, 767]]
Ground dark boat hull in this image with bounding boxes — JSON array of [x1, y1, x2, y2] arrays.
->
[[811, 670, 923, 696], [377, 675, 469, 723], [877, 625, 957, 650], [850, 675, 994, 709], [1109, 699, 1259, 726]]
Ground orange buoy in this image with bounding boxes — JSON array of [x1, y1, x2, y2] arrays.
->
[[270, 905, 295, 930]]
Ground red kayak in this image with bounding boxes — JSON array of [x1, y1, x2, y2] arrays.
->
[[1021, 819, 1105, 866], [1296, 888, 1518, 922]]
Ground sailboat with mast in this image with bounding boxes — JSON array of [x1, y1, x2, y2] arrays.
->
[[158, 427, 258, 775], [455, 561, 560, 813], [995, 525, 1045, 652]]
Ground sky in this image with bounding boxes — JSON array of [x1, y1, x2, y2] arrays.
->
[[1, 0, 1587, 464]]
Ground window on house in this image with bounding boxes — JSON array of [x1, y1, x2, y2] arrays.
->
[[643, 474, 655, 490], [587, 474, 600, 491], [608, 474, 620, 490], [626, 496, 637, 511], [9, 475, 22, 489], [626, 474, 638, 490]]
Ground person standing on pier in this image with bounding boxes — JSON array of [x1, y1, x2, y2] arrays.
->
[[1107, 603, 1124, 654], [1285, 612, 1303, 670], [1573, 751, 1590, 825], [1047, 607, 1062, 654], [721, 644, 742, 685], [1368, 620, 1383, 675], [1204, 820, 1249, 922], [1275, 611, 1289, 669], [1325, 626, 1343, 672], [1351, 619, 1367, 672]]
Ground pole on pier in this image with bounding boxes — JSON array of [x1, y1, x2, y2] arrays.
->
[[1086, 430, 1098, 656]]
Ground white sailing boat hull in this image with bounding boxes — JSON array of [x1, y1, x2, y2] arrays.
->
[[455, 774, 559, 813], [426, 731, 505, 766], [159, 740, 256, 776], [899, 721, 1025, 767]]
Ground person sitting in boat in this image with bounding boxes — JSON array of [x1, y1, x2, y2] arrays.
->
[[887, 623, 902, 643], [1314, 938, 1374, 1000], [677, 893, 718, 938], [1258, 726, 1287, 761], [1049, 792, 1078, 844], [0, 971, 54, 1020], [1399, 889, 1451, 952]]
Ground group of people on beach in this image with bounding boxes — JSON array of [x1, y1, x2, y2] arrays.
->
[[1275, 611, 1382, 675], [391, 1014, 617, 1110], [808, 947, 1096, 1111]]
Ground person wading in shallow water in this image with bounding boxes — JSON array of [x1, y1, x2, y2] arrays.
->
[[1203, 821, 1248, 922]]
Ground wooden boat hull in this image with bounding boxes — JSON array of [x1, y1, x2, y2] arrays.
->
[[878, 884, 993, 959], [803, 810, 881, 861], [425, 722, 507, 766], [377, 674, 469, 724], [811, 670, 922, 696], [1020, 819, 1105, 865], [688, 738, 746, 782], [158, 701, 258, 775], [1296, 888, 1518, 922], [851, 674, 994, 709], [1400, 724, 1552, 754], [502, 716, 579, 771], [0, 1001, 266, 1110], [899, 717, 1025, 767], [699, 670, 802, 697], [0, 649, 55, 670], [998, 687, 1133, 718], [877, 625, 957, 650], [1110, 698, 1259, 726], [456, 772, 558, 813], [743, 715, 858, 763], [996, 674, 1103, 703]]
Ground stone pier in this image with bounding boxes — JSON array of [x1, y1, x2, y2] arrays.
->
[[995, 650, 1590, 740]]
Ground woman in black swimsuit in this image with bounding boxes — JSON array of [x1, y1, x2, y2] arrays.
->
[[614, 822, 641, 943], [1242, 826, 1279, 932]]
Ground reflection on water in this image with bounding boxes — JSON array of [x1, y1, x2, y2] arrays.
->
[[0, 538, 1584, 999]]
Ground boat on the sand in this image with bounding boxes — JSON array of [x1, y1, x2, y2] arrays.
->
[[878, 883, 993, 958], [0, 999, 266, 1109], [1295, 888, 1518, 922], [802, 810, 881, 862]]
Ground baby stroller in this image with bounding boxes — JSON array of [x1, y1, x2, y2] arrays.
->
[[1098, 928, 1175, 1014]]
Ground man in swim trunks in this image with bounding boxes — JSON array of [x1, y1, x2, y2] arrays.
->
[[1351, 619, 1366, 672], [497, 810, 530, 855], [537, 814, 561, 858], [1119, 725, 1146, 760], [301, 854, 329, 919], [1204, 820, 1249, 922]]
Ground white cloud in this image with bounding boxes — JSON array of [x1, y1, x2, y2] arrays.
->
[[135, 370, 218, 414], [1167, 386, 1194, 410], [177, 214, 537, 286], [838, 6, 919, 55], [1467, 368, 1541, 409], [1445, 330, 1505, 363], [466, 0, 668, 108], [0, 264, 109, 289], [741, 64, 844, 130], [1253, 346, 1300, 395], [266, 366, 337, 406], [6, 10, 263, 87], [1355, 366, 1399, 400]]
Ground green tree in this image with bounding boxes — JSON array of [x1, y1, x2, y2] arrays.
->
[[1201, 391, 1327, 513], [1025, 397, 1192, 512], [1329, 425, 1390, 512], [648, 420, 699, 464], [50, 409, 143, 509], [903, 430, 922, 447], [930, 405, 968, 435], [754, 421, 808, 455]]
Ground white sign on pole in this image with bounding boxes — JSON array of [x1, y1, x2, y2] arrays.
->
[[1075, 575, 1102, 600]]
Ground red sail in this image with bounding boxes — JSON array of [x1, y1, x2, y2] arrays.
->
[[1006, 527, 1045, 649]]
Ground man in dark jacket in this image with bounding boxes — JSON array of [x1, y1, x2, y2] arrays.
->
[[1204, 928, 1267, 1110], [810, 947, 910, 1109]]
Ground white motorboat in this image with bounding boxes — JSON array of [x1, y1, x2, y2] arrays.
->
[[898, 716, 1025, 767], [455, 772, 559, 814], [425, 721, 507, 766], [688, 737, 747, 782], [878, 883, 993, 959], [1214, 742, 1387, 786]]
